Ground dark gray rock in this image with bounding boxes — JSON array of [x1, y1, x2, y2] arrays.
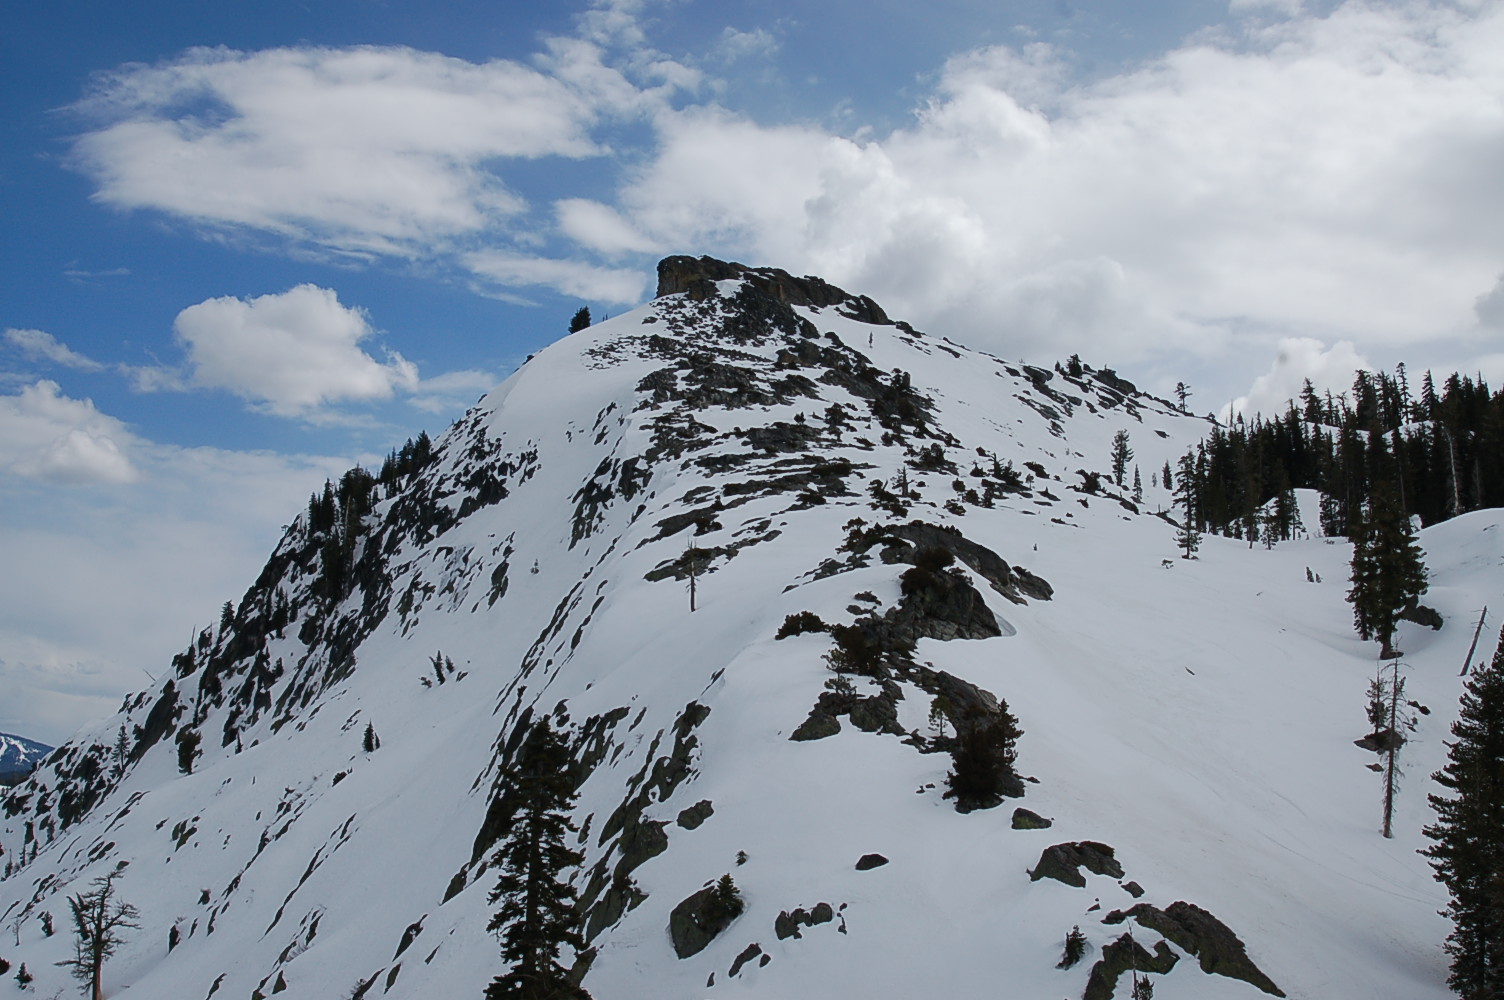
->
[[677, 799, 714, 830], [1083, 933, 1178, 1000], [789, 711, 841, 742], [728, 942, 762, 978], [669, 885, 741, 959], [1400, 603, 1443, 630], [1027, 841, 1125, 887], [1104, 901, 1285, 996], [1121, 881, 1145, 899], [855, 853, 889, 871], [655, 256, 891, 325], [853, 520, 1053, 606], [616, 815, 669, 880], [848, 691, 904, 735], [775, 902, 837, 940], [1354, 728, 1405, 753], [1010, 807, 1052, 830]]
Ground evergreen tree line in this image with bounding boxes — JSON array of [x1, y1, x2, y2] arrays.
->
[[304, 432, 433, 605], [1172, 366, 1504, 544]]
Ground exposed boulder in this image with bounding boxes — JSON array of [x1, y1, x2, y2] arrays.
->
[[774, 902, 835, 940], [1400, 602, 1443, 630], [728, 942, 763, 978], [1104, 901, 1285, 996], [1011, 807, 1053, 830], [1027, 841, 1125, 887], [676, 800, 714, 830], [1083, 933, 1178, 1000], [789, 711, 841, 742], [854, 853, 889, 871], [655, 256, 891, 326], [669, 884, 743, 959], [1354, 728, 1404, 753]]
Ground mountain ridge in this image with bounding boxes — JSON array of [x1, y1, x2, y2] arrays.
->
[[1, 256, 1486, 999]]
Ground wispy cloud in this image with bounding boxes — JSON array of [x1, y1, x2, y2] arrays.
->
[[5, 328, 106, 371]]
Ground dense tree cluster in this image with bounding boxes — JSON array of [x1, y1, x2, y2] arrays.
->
[[1169, 367, 1504, 544]]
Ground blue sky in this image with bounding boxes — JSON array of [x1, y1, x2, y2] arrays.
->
[[3, 0, 1502, 744]]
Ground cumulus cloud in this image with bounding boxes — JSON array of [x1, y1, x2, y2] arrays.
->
[[607, 0, 1504, 397], [58, 1, 1504, 402], [173, 284, 419, 416], [0, 380, 139, 484], [1229, 337, 1371, 421], [4, 328, 105, 371]]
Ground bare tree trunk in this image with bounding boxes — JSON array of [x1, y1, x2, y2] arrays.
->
[[1382, 661, 1401, 839], [1462, 607, 1489, 676]]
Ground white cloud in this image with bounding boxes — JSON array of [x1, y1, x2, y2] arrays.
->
[[716, 27, 779, 63], [0, 435, 351, 744], [1229, 337, 1371, 421], [173, 284, 420, 416], [69, 45, 623, 257], [1476, 274, 1504, 329], [0, 380, 139, 484], [1230, 0, 1305, 15], [609, 0, 1504, 399], [465, 251, 647, 304], [556, 198, 661, 255], [4, 328, 105, 371], [409, 369, 502, 414]]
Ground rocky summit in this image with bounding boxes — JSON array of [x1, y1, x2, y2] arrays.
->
[[2, 255, 1492, 999]]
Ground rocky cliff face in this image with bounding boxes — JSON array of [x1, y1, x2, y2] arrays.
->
[[0, 257, 1469, 999]]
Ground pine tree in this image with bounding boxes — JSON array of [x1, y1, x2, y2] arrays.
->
[[943, 700, 1022, 811], [1110, 430, 1133, 487], [1132, 466, 1143, 504], [1174, 453, 1200, 560], [711, 873, 745, 920], [362, 722, 380, 754], [1423, 629, 1504, 999], [1057, 925, 1087, 969], [112, 725, 130, 778], [1347, 480, 1428, 659], [568, 307, 591, 333], [485, 719, 591, 1000], [175, 728, 201, 775]]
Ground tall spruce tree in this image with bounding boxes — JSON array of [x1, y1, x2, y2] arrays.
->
[[1110, 430, 1133, 487], [1347, 480, 1428, 659], [484, 719, 591, 1000], [1423, 628, 1504, 999], [1174, 452, 1201, 560]]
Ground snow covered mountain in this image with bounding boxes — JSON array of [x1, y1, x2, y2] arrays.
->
[[2, 256, 1497, 999], [0, 734, 50, 787]]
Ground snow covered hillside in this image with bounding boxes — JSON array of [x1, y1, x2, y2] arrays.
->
[[2, 256, 1495, 999]]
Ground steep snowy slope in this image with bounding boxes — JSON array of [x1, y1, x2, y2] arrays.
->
[[1, 257, 1492, 999]]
